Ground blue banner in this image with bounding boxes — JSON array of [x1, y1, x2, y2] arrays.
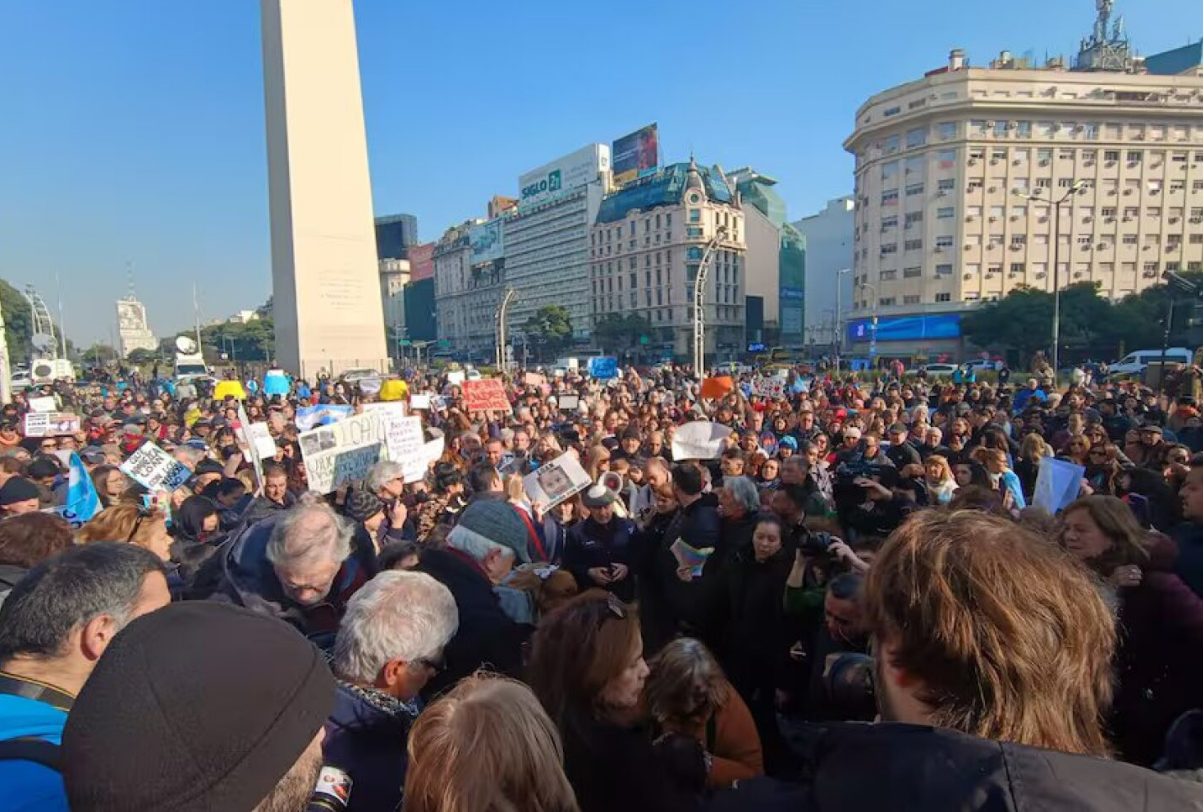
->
[[588, 357, 619, 380], [846, 313, 962, 344]]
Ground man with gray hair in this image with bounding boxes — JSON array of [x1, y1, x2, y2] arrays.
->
[[211, 501, 374, 650], [324, 571, 458, 812], [0, 543, 170, 811], [364, 460, 415, 545]]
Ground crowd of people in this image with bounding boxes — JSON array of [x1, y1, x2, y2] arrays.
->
[[1, 360, 1203, 810]]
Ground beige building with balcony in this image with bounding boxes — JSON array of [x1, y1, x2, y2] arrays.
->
[[844, 46, 1203, 358], [589, 160, 746, 362], [433, 220, 504, 359]]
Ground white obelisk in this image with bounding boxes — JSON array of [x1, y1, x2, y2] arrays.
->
[[260, 0, 388, 378]]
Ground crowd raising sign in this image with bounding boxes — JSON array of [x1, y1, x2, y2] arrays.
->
[[23, 413, 80, 438], [298, 412, 388, 494], [671, 421, 733, 461], [523, 451, 593, 509], [462, 379, 510, 413], [120, 442, 193, 492]]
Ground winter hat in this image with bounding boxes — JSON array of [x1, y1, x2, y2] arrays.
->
[[194, 459, 225, 477], [62, 602, 335, 812], [447, 499, 532, 564], [582, 483, 618, 509], [0, 477, 40, 506], [345, 487, 384, 524]]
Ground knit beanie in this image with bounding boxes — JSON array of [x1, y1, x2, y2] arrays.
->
[[62, 602, 335, 812], [345, 487, 384, 524], [0, 477, 39, 506], [448, 498, 532, 563]]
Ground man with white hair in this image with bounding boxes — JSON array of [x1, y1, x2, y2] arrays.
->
[[415, 500, 534, 695], [365, 460, 415, 545], [324, 571, 458, 812], [210, 501, 373, 650]]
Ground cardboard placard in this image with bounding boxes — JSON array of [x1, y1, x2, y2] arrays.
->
[[382, 415, 428, 483], [24, 412, 80, 438], [524, 372, 547, 387], [27, 396, 56, 413], [462, 379, 510, 413], [523, 451, 592, 509], [247, 422, 278, 462], [446, 370, 466, 386], [751, 377, 786, 400], [298, 412, 388, 494], [120, 442, 193, 492], [671, 421, 733, 461], [557, 394, 580, 411], [1033, 457, 1085, 514], [364, 402, 407, 419], [409, 394, 432, 410]]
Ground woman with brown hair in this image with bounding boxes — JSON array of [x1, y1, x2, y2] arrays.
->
[[1060, 496, 1203, 765], [1063, 433, 1092, 467], [643, 637, 763, 789], [1084, 442, 1122, 496], [76, 502, 172, 563], [528, 593, 700, 812], [403, 673, 580, 812], [923, 455, 958, 505]]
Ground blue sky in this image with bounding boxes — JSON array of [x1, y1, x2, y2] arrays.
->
[[0, 0, 1197, 344]]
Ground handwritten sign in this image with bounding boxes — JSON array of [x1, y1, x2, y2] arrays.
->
[[409, 394, 432, 410], [524, 372, 547, 387], [557, 394, 580, 411], [523, 452, 592, 509], [299, 412, 387, 494], [383, 415, 428, 483], [462, 379, 510, 413], [671, 421, 733, 461], [27, 396, 56, 413], [446, 370, 466, 386], [751, 377, 786, 400], [120, 442, 193, 492]]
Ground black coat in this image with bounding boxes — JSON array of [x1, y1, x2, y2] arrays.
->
[[564, 517, 638, 602], [715, 546, 794, 703], [414, 548, 532, 698], [563, 719, 698, 812], [707, 722, 1203, 811]]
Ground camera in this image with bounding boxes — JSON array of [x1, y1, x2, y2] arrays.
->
[[800, 530, 835, 556], [834, 459, 885, 483]]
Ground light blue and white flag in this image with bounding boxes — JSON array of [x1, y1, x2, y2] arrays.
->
[[295, 404, 353, 432], [53, 451, 101, 529]]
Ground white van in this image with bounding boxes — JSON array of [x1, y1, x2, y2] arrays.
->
[[1108, 348, 1192, 376]]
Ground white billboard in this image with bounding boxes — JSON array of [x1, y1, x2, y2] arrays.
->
[[518, 144, 611, 207]]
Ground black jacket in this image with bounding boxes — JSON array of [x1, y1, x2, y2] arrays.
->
[[885, 441, 921, 471], [707, 722, 1203, 811], [320, 683, 417, 812], [414, 548, 532, 698], [563, 719, 698, 812], [565, 517, 638, 602]]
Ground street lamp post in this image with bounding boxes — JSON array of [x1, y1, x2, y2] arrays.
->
[[1014, 181, 1087, 379], [692, 227, 728, 379], [834, 268, 850, 371], [496, 288, 516, 372], [858, 282, 879, 366]]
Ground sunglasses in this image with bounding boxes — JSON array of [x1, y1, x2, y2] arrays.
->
[[415, 651, 446, 674]]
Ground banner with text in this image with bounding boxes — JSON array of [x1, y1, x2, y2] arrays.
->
[[299, 412, 387, 494]]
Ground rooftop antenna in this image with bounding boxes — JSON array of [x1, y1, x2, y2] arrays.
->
[[125, 261, 136, 300]]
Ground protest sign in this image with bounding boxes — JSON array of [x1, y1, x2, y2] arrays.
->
[[365, 402, 407, 419], [298, 412, 387, 494], [462, 379, 510, 412], [295, 404, 353, 431], [557, 394, 580, 411], [247, 422, 277, 462], [263, 369, 290, 397], [359, 377, 383, 396], [382, 414, 428, 483], [53, 451, 100, 529], [1033, 457, 1085, 514], [587, 357, 618, 380], [524, 372, 547, 387], [27, 396, 56, 413], [120, 442, 193, 492], [523, 451, 592, 509], [671, 421, 733, 461], [24, 412, 81, 438], [214, 380, 247, 401], [751, 377, 786, 400], [409, 394, 432, 410], [700, 376, 734, 400], [446, 370, 466, 386]]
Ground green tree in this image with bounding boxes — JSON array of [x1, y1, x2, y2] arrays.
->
[[522, 306, 572, 361], [80, 344, 116, 366], [593, 313, 651, 357], [126, 348, 161, 366], [961, 286, 1056, 363]]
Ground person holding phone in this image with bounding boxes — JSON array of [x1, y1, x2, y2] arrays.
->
[[564, 485, 637, 602]]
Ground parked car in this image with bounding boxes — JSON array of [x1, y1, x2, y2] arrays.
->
[[341, 367, 381, 384], [9, 371, 31, 391], [964, 359, 1002, 373], [919, 363, 958, 377]]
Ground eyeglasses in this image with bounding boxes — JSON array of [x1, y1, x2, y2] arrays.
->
[[415, 651, 445, 674]]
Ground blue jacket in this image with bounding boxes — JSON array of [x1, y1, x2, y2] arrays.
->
[[0, 692, 68, 812], [322, 684, 418, 812]]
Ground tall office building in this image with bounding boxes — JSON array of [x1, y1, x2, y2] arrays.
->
[[433, 220, 504, 358], [503, 144, 610, 338], [590, 160, 746, 362], [844, 3, 1203, 358], [375, 213, 419, 260], [794, 196, 855, 353]]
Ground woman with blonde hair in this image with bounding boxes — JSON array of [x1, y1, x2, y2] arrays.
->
[[971, 446, 1026, 510], [643, 638, 763, 789], [403, 673, 580, 812], [1015, 432, 1052, 502], [923, 454, 958, 505], [76, 502, 172, 562], [1060, 496, 1203, 765]]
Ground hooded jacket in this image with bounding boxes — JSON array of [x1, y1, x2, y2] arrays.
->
[[321, 682, 419, 812]]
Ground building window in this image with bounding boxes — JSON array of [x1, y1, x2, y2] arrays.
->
[[903, 266, 921, 278], [665, 213, 672, 228], [936, 264, 953, 276], [881, 191, 899, 207], [881, 244, 898, 255], [903, 295, 921, 304], [904, 239, 923, 251], [1010, 262, 1025, 274], [935, 292, 952, 302], [937, 206, 955, 219], [881, 270, 898, 280], [686, 227, 703, 238], [905, 212, 924, 227], [688, 209, 701, 223], [905, 183, 924, 197], [1016, 121, 1032, 138], [880, 297, 896, 306], [883, 135, 900, 153], [937, 178, 955, 192], [882, 161, 899, 181], [937, 122, 957, 140], [906, 127, 927, 148], [935, 236, 954, 249]]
